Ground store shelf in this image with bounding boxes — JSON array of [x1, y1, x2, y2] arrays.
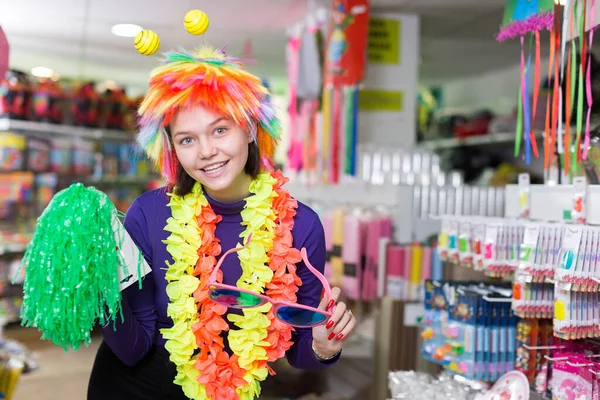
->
[[85, 176, 160, 186], [419, 130, 544, 151], [0, 118, 135, 142], [0, 244, 28, 256], [505, 183, 600, 225]]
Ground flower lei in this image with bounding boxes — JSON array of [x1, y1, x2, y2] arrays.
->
[[161, 170, 301, 400]]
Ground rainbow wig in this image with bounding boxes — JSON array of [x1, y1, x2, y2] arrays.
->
[[136, 46, 280, 184]]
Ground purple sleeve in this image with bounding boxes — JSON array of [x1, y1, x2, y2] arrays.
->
[[285, 212, 341, 370], [100, 200, 158, 366]]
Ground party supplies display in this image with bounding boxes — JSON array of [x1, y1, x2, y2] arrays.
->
[[514, 319, 555, 388], [0, 133, 26, 172], [421, 280, 516, 382], [512, 223, 565, 319], [553, 225, 600, 340], [385, 242, 434, 302], [322, 207, 393, 299], [438, 216, 523, 278]]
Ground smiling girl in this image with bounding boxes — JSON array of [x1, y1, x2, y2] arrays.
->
[[86, 46, 356, 400]]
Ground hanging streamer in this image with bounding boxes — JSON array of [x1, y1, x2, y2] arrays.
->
[[576, 0, 586, 162], [516, 36, 526, 158], [339, 89, 347, 177], [531, 30, 541, 159], [545, 21, 557, 171], [583, 0, 595, 160], [551, 4, 561, 170], [566, 42, 573, 174], [524, 49, 533, 164], [350, 86, 359, 176], [321, 86, 332, 184], [344, 86, 354, 176], [331, 87, 341, 184], [569, 4, 578, 174]]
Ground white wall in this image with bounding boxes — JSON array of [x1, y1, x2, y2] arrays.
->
[[435, 59, 550, 115]]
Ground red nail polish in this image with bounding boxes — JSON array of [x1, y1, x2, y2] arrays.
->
[[327, 299, 335, 309], [328, 332, 335, 340], [336, 333, 344, 341], [326, 320, 334, 329]]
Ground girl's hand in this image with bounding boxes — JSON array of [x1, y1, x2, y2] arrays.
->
[[312, 287, 356, 359]]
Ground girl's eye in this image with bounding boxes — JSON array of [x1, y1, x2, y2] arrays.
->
[[180, 137, 193, 145], [215, 127, 227, 135]]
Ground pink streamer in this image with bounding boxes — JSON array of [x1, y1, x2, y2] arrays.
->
[[584, 0, 595, 160], [520, 36, 528, 156]]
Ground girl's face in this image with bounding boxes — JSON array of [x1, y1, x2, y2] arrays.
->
[[171, 105, 254, 202]]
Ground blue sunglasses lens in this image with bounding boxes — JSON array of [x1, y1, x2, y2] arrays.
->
[[209, 288, 263, 308], [276, 306, 327, 327]]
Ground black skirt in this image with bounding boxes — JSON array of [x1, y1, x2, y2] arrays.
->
[[87, 341, 189, 400]]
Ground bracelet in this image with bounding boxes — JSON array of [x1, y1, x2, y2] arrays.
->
[[312, 340, 340, 361]]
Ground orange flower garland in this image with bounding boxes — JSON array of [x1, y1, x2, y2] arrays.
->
[[264, 170, 302, 363], [162, 170, 300, 399]]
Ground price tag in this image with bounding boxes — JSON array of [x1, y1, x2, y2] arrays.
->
[[571, 176, 587, 225], [518, 173, 530, 219]]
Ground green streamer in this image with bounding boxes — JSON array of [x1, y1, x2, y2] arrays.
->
[[576, 0, 585, 155], [18, 183, 140, 351], [344, 87, 354, 175], [515, 80, 524, 157]]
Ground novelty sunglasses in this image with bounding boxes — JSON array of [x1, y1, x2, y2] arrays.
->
[[207, 237, 333, 328]]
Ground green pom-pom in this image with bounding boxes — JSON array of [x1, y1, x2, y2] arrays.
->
[[19, 183, 131, 351]]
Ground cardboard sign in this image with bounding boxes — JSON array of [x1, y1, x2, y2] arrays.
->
[[0, 26, 8, 78], [111, 213, 152, 291]]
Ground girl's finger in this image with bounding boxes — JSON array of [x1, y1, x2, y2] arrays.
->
[[325, 301, 346, 331], [319, 287, 341, 311], [329, 309, 352, 340], [334, 313, 356, 342]]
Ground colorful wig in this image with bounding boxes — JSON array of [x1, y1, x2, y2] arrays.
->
[[136, 46, 281, 184]]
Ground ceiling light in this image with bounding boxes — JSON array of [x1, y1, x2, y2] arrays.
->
[[30, 66, 55, 78], [111, 23, 143, 37]]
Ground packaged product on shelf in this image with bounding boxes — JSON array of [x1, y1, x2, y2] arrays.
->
[[101, 143, 120, 177], [48, 137, 72, 175], [99, 88, 128, 130], [0, 133, 25, 172], [72, 139, 95, 176], [31, 78, 64, 123], [421, 280, 516, 382], [70, 81, 100, 127], [0, 70, 32, 120], [25, 137, 50, 173], [118, 144, 135, 177], [34, 173, 58, 209]]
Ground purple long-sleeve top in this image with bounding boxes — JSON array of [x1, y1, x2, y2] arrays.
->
[[101, 187, 339, 370]]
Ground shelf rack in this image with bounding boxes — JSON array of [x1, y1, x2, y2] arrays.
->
[[0, 118, 135, 142], [504, 183, 600, 224], [419, 130, 544, 151]]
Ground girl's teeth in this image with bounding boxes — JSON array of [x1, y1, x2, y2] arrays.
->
[[205, 163, 224, 172]]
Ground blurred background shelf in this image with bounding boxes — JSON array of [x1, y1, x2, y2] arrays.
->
[[0, 118, 135, 142], [419, 130, 544, 151]]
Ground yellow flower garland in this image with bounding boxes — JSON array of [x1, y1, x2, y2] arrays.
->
[[161, 172, 286, 399]]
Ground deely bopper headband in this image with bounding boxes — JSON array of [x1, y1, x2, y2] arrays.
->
[[135, 9, 281, 185]]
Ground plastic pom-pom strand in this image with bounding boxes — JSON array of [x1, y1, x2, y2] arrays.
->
[[18, 183, 139, 351]]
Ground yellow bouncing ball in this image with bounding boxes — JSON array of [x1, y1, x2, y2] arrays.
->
[[184, 9, 209, 35], [134, 29, 160, 56]]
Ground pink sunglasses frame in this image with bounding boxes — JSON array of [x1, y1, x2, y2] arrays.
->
[[207, 237, 334, 328]]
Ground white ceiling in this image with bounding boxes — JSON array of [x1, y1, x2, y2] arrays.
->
[[0, 0, 527, 94]]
